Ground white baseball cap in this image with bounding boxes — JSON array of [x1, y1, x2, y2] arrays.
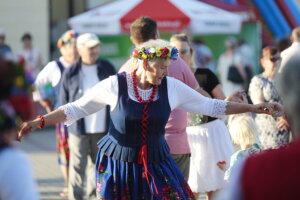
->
[[77, 33, 100, 48]]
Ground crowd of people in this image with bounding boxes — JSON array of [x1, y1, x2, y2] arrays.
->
[[1, 16, 300, 200]]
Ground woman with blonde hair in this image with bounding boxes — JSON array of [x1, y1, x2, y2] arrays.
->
[[170, 33, 241, 200]]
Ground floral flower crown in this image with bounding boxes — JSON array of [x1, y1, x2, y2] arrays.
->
[[132, 46, 179, 60], [57, 30, 79, 48]]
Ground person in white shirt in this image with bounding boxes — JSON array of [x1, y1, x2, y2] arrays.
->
[[279, 27, 300, 73], [18, 33, 43, 79], [0, 102, 39, 200], [217, 37, 247, 97], [33, 30, 79, 198], [0, 58, 39, 200]]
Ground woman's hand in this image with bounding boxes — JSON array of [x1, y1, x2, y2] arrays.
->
[[277, 116, 290, 132], [269, 102, 284, 117], [17, 120, 41, 141], [226, 90, 247, 103], [252, 102, 284, 117]]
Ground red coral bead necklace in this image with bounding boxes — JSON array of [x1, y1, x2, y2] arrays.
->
[[131, 68, 157, 103]]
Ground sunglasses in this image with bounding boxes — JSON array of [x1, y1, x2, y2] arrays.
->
[[269, 56, 281, 63]]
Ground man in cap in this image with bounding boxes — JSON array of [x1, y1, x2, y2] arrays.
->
[[60, 33, 116, 200]]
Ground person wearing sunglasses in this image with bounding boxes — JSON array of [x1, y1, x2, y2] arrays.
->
[[248, 46, 290, 150]]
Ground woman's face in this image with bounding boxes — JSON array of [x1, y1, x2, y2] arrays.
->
[[170, 40, 192, 66], [60, 43, 78, 64], [144, 59, 170, 85], [260, 52, 281, 73]]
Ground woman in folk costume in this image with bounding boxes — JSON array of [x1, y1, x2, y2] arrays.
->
[[32, 30, 79, 197], [19, 39, 283, 200]]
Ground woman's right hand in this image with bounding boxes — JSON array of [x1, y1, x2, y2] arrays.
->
[[226, 90, 247, 103], [17, 120, 41, 141]]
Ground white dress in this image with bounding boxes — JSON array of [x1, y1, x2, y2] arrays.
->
[[187, 119, 233, 193]]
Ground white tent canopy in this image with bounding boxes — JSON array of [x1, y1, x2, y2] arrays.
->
[[68, 0, 243, 35]]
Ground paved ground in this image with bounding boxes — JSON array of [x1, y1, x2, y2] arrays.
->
[[14, 127, 206, 200]]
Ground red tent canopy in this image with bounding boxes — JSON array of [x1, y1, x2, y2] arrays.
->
[[120, 0, 190, 32]]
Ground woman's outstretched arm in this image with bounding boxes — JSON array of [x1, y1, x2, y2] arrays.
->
[[18, 75, 118, 140], [168, 77, 284, 117], [18, 108, 66, 140]]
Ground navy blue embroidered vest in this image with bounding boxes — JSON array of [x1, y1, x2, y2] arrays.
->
[[97, 72, 171, 163]]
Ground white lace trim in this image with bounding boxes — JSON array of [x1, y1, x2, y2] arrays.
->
[[211, 99, 228, 117], [61, 104, 77, 126], [126, 73, 159, 102]]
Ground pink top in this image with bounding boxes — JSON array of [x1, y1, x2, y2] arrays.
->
[[119, 57, 199, 154]]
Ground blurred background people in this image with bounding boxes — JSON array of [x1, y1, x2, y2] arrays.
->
[[279, 27, 300, 73], [277, 37, 292, 53], [0, 58, 39, 200], [226, 51, 300, 200], [60, 33, 116, 200], [193, 38, 216, 72], [249, 46, 289, 149], [217, 37, 247, 97], [237, 38, 254, 89], [33, 30, 79, 197], [170, 33, 235, 200], [0, 28, 13, 59], [237, 38, 254, 71], [17, 33, 43, 79]]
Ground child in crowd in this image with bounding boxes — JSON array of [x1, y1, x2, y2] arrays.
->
[[218, 115, 262, 181]]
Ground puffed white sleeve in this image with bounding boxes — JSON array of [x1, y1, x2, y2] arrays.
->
[[61, 75, 118, 126], [167, 77, 228, 118]]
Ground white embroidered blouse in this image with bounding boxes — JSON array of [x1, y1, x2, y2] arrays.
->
[[61, 73, 228, 126]]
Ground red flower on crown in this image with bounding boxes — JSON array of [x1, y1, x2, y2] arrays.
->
[[161, 48, 169, 58], [132, 49, 140, 58], [70, 32, 75, 38]]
